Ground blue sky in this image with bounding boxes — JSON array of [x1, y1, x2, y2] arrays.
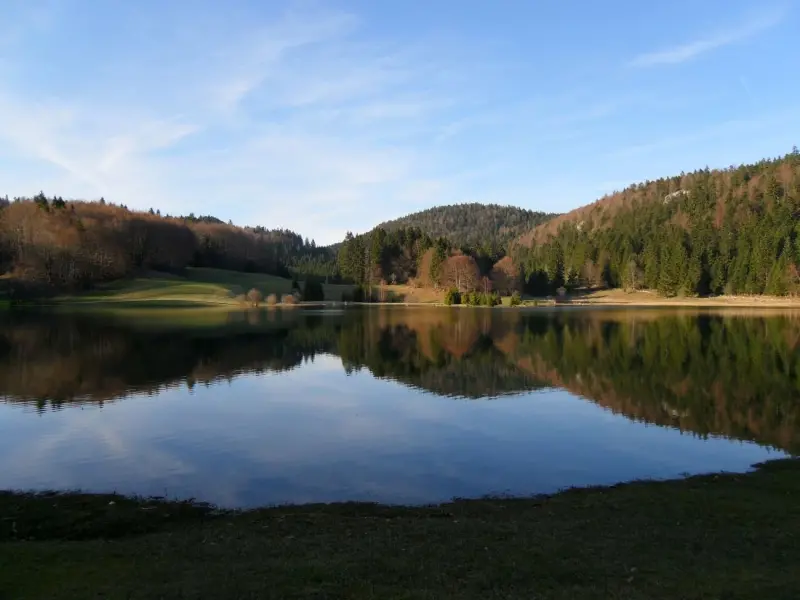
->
[[1, 0, 798, 244]]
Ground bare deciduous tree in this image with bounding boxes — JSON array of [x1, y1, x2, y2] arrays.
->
[[442, 254, 480, 292], [490, 256, 520, 295], [246, 288, 263, 306]]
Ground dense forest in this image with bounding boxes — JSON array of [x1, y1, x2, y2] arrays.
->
[[378, 203, 556, 251], [7, 147, 800, 300], [3, 310, 800, 453], [336, 224, 524, 302], [0, 194, 336, 295], [0, 195, 545, 298], [514, 148, 800, 296], [334, 203, 557, 297]]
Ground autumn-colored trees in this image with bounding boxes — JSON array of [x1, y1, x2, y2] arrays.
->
[[441, 253, 480, 293], [0, 196, 330, 293], [338, 226, 437, 286], [338, 225, 520, 297], [417, 247, 445, 288], [489, 256, 520, 295], [0, 200, 189, 288], [246, 288, 264, 306]]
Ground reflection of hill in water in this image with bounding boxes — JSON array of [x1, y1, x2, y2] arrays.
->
[[0, 311, 330, 408], [2, 308, 800, 453], [511, 313, 800, 454]]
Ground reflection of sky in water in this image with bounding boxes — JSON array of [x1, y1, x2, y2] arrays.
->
[[0, 353, 784, 507]]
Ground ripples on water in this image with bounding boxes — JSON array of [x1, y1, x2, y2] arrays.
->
[[0, 307, 794, 506]]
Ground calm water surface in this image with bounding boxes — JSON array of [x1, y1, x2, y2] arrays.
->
[[0, 307, 794, 506]]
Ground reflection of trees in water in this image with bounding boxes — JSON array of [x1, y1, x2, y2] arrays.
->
[[0, 311, 334, 410], [338, 323, 544, 398], [512, 313, 800, 454], [2, 309, 800, 453]]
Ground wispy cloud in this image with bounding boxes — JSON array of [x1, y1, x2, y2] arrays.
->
[[628, 9, 786, 68], [0, 1, 454, 237], [2, 1, 794, 242], [208, 7, 359, 113]]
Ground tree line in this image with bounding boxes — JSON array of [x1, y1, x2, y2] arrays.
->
[[336, 225, 524, 300], [0, 193, 334, 295], [8, 147, 800, 300], [513, 148, 800, 296], [377, 203, 556, 251]]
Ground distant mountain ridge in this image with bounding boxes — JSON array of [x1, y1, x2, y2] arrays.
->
[[378, 203, 557, 250]]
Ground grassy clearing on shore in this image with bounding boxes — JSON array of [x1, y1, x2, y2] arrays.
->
[[50, 267, 353, 307], [2, 459, 799, 599]]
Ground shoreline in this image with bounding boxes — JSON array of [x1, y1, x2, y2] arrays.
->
[[548, 289, 800, 308], [3, 459, 800, 598], [10, 283, 800, 312]]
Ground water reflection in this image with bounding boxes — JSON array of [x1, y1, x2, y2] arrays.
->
[[0, 307, 795, 505]]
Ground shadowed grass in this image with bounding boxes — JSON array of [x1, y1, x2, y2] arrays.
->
[[2, 459, 800, 599], [50, 267, 353, 307]]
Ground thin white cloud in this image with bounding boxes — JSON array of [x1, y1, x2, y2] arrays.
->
[[0, 2, 435, 226], [7, 1, 786, 242], [208, 7, 359, 113], [628, 9, 786, 67]]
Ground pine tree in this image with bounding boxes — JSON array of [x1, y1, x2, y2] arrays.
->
[[643, 242, 660, 289], [682, 253, 702, 296], [766, 249, 790, 296], [658, 234, 686, 297]]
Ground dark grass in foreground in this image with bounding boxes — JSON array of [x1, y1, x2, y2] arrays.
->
[[2, 461, 800, 600]]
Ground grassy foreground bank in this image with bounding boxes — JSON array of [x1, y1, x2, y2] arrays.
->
[[2, 460, 799, 599]]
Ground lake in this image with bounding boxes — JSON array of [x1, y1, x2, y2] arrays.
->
[[0, 306, 795, 507]]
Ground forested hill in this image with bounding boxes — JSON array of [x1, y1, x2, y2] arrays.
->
[[378, 203, 557, 251], [513, 148, 800, 296], [0, 194, 338, 294]]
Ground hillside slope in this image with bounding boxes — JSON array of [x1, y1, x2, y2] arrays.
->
[[0, 195, 338, 295], [379, 203, 556, 250], [514, 148, 800, 296]]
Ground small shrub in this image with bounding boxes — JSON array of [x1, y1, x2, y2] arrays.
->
[[281, 294, 298, 305], [302, 280, 325, 302], [246, 288, 263, 307], [444, 288, 461, 305], [265, 293, 278, 306], [234, 293, 247, 305], [510, 291, 522, 306]]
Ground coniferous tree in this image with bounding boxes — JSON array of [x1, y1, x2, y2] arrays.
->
[[512, 149, 800, 297]]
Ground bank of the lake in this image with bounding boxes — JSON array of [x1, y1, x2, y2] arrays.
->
[[45, 278, 800, 311], [13, 267, 353, 309], [11, 265, 800, 311], [544, 288, 800, 309], [2, 459, 799, 600]]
